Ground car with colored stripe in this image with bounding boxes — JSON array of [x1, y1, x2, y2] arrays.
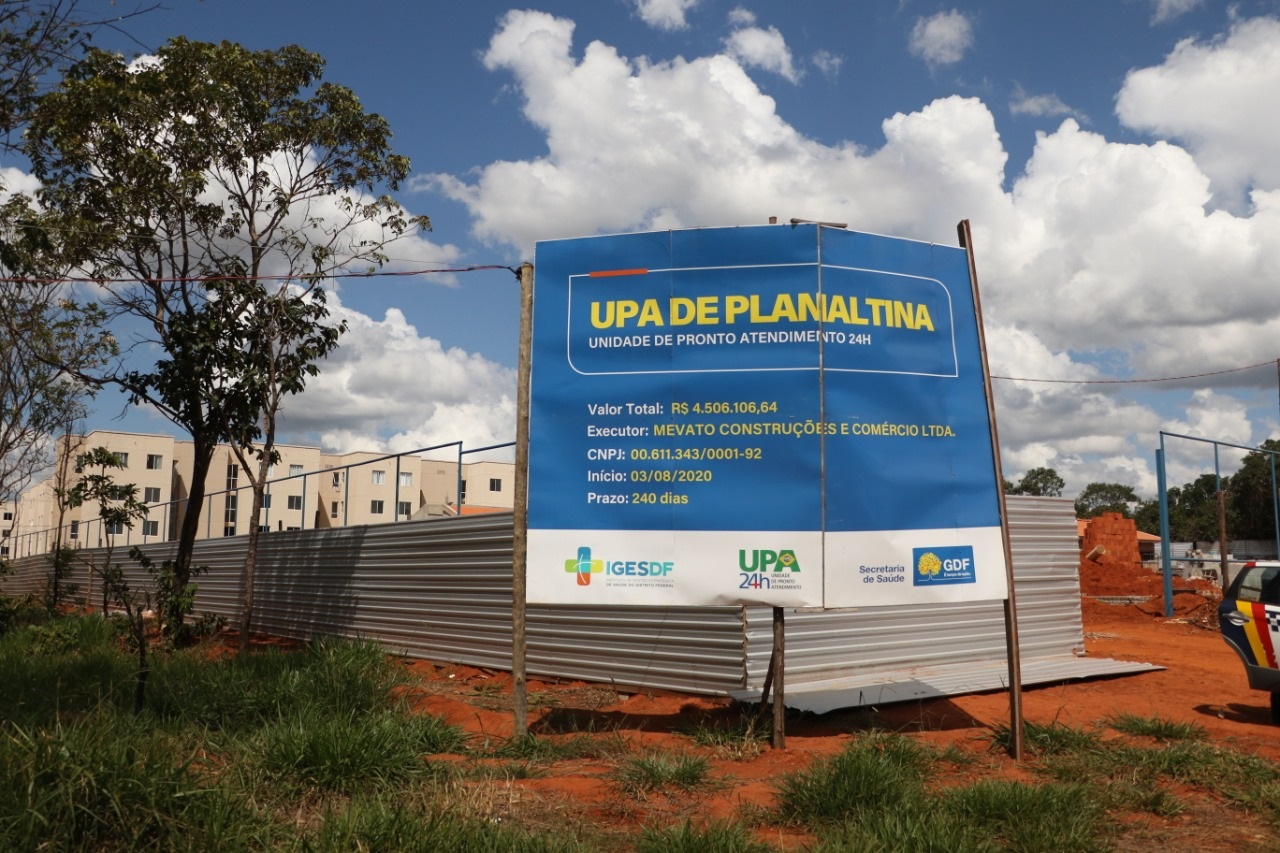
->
[[1219, 561, 1280, 723]]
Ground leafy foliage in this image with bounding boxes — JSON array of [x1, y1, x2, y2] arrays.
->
[[1005, 466, 1065, 497], [22, 38, 427, 641]]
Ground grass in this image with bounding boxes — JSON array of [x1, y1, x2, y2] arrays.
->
[[615, 752, 712, 793], [1106, 712, 1208, 741], [774, 732, 932, 825], [636, 820, 773, 853], [677, 708, 769, 759], [5, 610, 1280, 850]]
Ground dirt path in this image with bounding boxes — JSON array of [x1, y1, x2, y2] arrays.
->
[[393, 558, 1279, 849]]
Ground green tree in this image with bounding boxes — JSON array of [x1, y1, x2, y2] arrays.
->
[[1160, 473, 1228, 542], [24, 38, 427, 639], [1006, 466, 1065, 497], [1073, 481, 1141, 519], [0, 196, 114, 507], [1228, 440, 1280, 541], [62, 446, 147, 612]]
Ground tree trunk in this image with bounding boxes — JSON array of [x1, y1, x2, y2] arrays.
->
[[237, 470, 267, 653]]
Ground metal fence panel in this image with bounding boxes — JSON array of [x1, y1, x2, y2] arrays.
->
[[744, 496, 1086, 690], [2, 496, 1099, 701]]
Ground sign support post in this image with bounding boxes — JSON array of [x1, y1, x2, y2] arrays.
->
[[957, 220, 1024, 760], [512, 261, 534, 737]]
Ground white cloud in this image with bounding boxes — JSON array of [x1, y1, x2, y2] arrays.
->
[[1117, 17, 1280, 209], [0, 166, 41, 197], [632, 0, 699, 32], [1150, 0, 1204, 24], [1008, 84, 1086, 121], [423, 10, 1280, 497], [908, 10, 974, 69], [724, 23, 801, 83], [811, 49, 843, 79], [286, 293, 516, 455], [727, 7, 756, 26]]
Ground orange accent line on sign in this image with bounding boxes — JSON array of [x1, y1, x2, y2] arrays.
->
[[589, 268, 649, 277]]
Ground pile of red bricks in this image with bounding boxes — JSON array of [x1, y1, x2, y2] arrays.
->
[[1081, 512, 1141, 568]]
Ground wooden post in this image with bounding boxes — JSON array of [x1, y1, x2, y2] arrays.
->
[[771, 606, 786, 749], [512, 261, 534, 737], [957, 220, 1025, 761]]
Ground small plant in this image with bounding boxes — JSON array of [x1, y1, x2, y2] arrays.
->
[[1106, 712, 1207, 741], [774, 733, 932, 825], [615, 752, 710, 794], [945, 780, 1107, 852], [989, 719, 1099, 756], [637, 819, 773, 853], [494, 732, 630, 762], [257, 707, 464, 791], [677, 709, 768, 760]]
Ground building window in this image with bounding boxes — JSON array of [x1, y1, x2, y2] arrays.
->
[[489, 478, 502, 492], [331, 471, 342, 488], [223, 526, 236, 537], [115, 452, 129, 468], [399, 472, 412, 487], [143, 520, 159, 537], [144, 487, 161, 504], [371, 469, 386, 485], [460, 480, 467, 502], [3, 511, 12, 521], [261, 493, 271, 509], [259, 525, 270, 533], [288, 495, 303, 511], [69, 521, 79, 540], [1, 528, 9, 538], [289, 464, 304, 477], [226, 463, 239, 490], [105, 521, 124, 535], [370, 500, 384, 514], [225, 494, 237, 526], [397, 501, 412, 518], [146, 454, 163, 470], [331, 501, 339, 518]]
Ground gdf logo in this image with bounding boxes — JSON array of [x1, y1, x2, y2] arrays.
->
[[911, 545, 977, 586]]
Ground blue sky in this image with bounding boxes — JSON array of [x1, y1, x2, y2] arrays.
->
[[8, 0, 1280, 494]]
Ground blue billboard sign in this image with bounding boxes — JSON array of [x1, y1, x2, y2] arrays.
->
[[527, 224, 1007, 608]]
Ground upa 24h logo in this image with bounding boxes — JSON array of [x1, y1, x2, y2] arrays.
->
[[738, 548, 800, 590]]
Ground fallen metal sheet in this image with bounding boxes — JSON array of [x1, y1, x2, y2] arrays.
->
[[732, 655, 1164, 714]]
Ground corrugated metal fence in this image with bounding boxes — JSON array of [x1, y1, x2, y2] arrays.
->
[[2, 496, 1098, 700]]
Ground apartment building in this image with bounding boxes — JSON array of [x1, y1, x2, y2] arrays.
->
[[9, 430, 514, 554], [1, 499, 15, 557]]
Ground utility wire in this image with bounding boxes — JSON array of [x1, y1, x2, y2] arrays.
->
[[992, 359, 1276, 385], [0, 264, 521, 285]]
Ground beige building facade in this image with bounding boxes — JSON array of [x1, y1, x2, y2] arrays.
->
[[8, 430, 514, 557]]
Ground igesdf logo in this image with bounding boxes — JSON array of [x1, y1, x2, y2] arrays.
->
[[912, 545, 977, 586], [564, 546, 674, 589]]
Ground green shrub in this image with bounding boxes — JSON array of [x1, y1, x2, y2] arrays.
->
[[257, 708, 463, 791], [616, 752, 711, 793], [945, 780, 1106, 853], [0, 714, 273, 852], [774, 733, 932, 824], [307, 796, 579, 852], [636, 820, 772, 853]]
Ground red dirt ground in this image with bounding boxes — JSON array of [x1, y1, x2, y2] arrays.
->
[[366, 558, 1280, 848]]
